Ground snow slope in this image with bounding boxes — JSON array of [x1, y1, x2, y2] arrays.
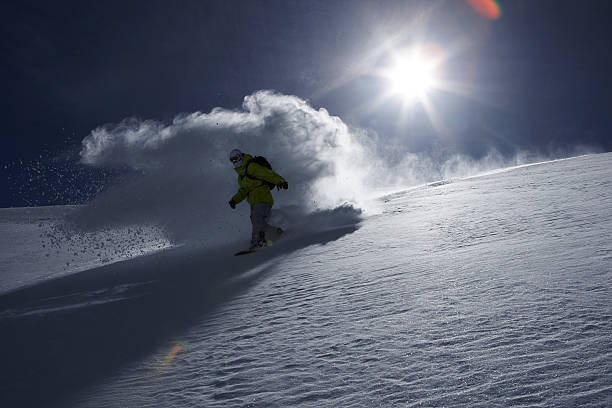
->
[[0, 205, 173, 294], [1, 153, 611, 407]]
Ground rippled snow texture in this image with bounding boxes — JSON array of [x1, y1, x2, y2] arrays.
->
[[47, 154, 612, 406]]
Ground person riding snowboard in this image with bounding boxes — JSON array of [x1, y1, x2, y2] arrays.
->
[[228, 149, 288, 249]]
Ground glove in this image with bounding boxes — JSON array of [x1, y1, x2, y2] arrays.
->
[[277, 182, 288, 191], [228, 200, 236, 209]]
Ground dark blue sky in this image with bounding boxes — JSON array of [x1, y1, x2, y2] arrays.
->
[[2, 0, 612, 206]]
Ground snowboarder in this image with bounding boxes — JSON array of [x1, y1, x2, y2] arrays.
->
[[228, 149, 288, 250]]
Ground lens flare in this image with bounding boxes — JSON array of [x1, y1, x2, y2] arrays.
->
[[161, 342, 183, 367], [466, 0, 501, 20], [153, 340, 187, 375]]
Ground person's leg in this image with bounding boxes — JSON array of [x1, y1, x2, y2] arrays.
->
[[264, 221, 283, 241], [250, 203, 272, 246]]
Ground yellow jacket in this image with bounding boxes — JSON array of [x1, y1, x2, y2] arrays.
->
[[230, 154, 287, 206]]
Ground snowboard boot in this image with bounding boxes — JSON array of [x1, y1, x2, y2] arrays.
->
[[256, 231, 267, 248]]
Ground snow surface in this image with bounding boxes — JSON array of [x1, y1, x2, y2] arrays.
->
[[0, 206, 173, 294], [1, 153, 611, 407]]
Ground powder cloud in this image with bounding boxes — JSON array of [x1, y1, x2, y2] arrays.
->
[[75, 91, 375, 244]]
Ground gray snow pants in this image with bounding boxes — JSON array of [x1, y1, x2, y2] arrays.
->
[[250, 202, 278, 244]]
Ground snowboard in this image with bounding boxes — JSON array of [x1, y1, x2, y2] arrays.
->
[[234, 240, 275, 256], [234, 249, 257, 256], [233, 228, 284, 256]]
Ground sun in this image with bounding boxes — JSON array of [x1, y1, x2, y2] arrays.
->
[[384, 50, 437, 100]]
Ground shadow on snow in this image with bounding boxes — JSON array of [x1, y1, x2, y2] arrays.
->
[[0, 224, 358, 407]]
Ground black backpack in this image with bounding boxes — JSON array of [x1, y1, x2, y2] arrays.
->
[[244, 156, 276, 189]]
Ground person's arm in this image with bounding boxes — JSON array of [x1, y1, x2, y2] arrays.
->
[[248, 163, 287, 186], [230, 187, 248, 205]]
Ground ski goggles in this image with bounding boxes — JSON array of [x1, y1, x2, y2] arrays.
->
[[230, 154, 243, 167]]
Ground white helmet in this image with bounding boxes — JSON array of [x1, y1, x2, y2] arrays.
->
[[229, 149, 243, 168]]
